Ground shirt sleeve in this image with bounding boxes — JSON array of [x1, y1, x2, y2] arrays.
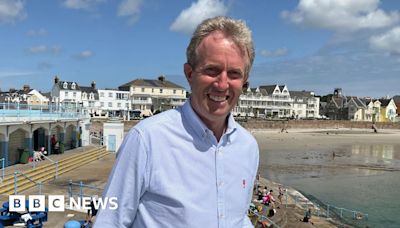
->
[[94, 128, 148, 228]]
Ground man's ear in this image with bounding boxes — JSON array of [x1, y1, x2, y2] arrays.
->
[[184, 63, 193, 84]]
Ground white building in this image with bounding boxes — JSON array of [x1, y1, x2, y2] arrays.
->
[[51, 76, 82, 111], [80, 81, 100, 117], [119, 75, 187, 116], [235, 85, 293, 118], [290, 91, 320, 119], [97, 89, 130, 119]]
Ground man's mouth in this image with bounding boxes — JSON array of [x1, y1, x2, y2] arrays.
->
[[208, 94, 229, 102]]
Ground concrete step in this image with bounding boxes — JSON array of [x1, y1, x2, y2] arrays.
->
[[0, 147, 110, 195]]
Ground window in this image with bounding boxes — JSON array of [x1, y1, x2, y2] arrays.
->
[[63, 82, 68, 89], [89, 93, 94, 99], [108, 102, 112, 107], [100, 92, 104, 97], [117, 103, 121, 108], [182, 90, 184, 94], [108, 92, 113, 98], [71, 83, 76, 90], [152, 88, 154, 93], [160, 89, 163, 93], [173, 89, 176, 94], [126, 103, 129, 108], [100, 102, 104, 107], [65, 91, 68, 97], [73, 92, 76, 97], [82, 93, 87, 99], [141, 88, 145, 92]]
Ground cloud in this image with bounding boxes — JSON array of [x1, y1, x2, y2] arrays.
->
[[74, 50, 94, 59], [63, 0, 105, 11], [26, 28, 47, 37], [281, 0, 400, 32], [28, 45, 61, 54], [0, 70, 37, 78], [369, 26, 400, 55], [251, 50, 400, 97], [0, 0, 26, 24], [261, 48, 288, 58], [170, 0, 228, 34], [37, 62, 53, 70], [117, 0, 143, 24]]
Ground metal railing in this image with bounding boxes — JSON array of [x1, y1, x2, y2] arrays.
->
[[250, 209, 280, 228], [68, 180, 103, 202], [31, 154, 59, 179], [0, 158, 4, 183], [13, 171, 43, 195], [291, 193, 369, 225], [0, 102, 84, 122]]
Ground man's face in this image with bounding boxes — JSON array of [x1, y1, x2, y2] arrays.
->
[[184, 31, 248, 126]]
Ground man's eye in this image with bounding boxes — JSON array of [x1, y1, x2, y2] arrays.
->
[[228, 71, 243, 79], [203, 68, 221, 76]]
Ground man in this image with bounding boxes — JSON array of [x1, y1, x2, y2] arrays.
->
[[94, 16, 259, 227]]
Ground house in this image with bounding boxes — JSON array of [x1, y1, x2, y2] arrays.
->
[[362, 99, 381, 122], [80, 81, 99, 116], [119, 75, 187, 115], [235, 84, 293, 118], [378, 98, 397, 122], [51, 76, 82, 111], [290, 91, 320, 119], [393, 96, 400, 122], [97, 89, 130, 119], [322, 88, 369, 121], [27, 89, 50, 107]]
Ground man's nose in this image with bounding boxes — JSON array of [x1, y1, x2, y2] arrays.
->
[[213, 71, 229, 90]]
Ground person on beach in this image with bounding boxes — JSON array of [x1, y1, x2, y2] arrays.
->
[[95, 16, 259, 228], [302, 208, 313, 225]]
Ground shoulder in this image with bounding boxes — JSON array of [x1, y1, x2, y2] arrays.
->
[[134, 108, 182, 133]]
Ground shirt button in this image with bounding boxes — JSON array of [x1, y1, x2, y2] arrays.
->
[[218, 181, 223, 187], [219, 214, 224, 218]]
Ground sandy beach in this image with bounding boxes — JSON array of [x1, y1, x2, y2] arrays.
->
[[252, 128, 400, 227]]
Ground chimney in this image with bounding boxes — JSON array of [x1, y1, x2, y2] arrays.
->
[[91, 81, 96, 89], [158, 75, 166, 82], [23, 85, 30, 92], [334, 88, 342, 98], [54, 75, 59, 84]]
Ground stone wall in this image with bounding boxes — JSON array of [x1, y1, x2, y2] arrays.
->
[[239, 119, 400, 129]]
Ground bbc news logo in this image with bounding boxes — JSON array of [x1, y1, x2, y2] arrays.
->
[[9, 195, 118, 212]]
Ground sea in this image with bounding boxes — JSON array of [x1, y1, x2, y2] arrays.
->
[[257, 133, 400, 228]]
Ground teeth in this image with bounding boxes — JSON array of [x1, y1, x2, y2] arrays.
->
[[209, 95, 227, 102]]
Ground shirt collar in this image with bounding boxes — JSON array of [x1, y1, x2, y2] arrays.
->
[[181, 99, 237, 141]]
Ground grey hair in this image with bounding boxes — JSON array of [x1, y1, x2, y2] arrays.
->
[[186, 16, 255, 79]]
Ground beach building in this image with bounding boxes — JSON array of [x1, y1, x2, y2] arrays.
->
[[51, 76, 82, 112], [118, 75, 187, 116], [290, 91, 320, 119], [97, 89, 130, 119], [378, 98, 397, 122], [362, 99, 381, 122], [321, 88, 372, 121], [0, 102, 89, 167], [235, 84, 293, 118], [394, 96, 400, 122], [80, 81, 100, 117]]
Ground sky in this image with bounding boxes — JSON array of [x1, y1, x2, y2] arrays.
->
[[0, 0, 399, 98]]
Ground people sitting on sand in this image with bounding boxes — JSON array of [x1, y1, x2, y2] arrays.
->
[[302, 208, 314, 225], [262, 190, 275, 206], [257, 186, 263, 201], [262, 186, 268, 196]]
